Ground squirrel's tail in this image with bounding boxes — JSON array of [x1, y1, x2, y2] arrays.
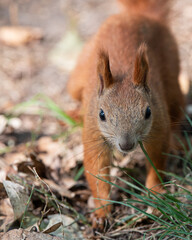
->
[[118, 0, 172, 22]]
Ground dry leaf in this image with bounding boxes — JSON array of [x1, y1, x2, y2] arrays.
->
[[179, 71, 190, 95], [43, 179, 75, 199], [0, 158, 17, 182], [37, 135, 83, 173], [0, 26, 43, 47], [44, 214, 84, 239], [17, 152, 47, 178], [61, 144, 83, 172], [8, 117, 22, 130], [0, 198, 14, 232], [37, 137, 63, 168], [43, 222, 62, 234], [0, 182, 8, 200], [5, 152, 26, 165], [1, 229, 61, 240], [3, 180, 29, 219], [60, 177, 76, 189], [0, 115, 7, 134]]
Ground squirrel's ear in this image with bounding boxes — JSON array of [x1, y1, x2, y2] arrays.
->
[[133, 43, 149, 89], [97, 51, 114, 95]]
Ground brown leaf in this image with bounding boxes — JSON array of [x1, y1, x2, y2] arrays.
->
[[0, 158, 17, 182], [179, 71, 190, 95], [43, 222, 62, 234], [17, 152, 47, 178], [37, 137, 63, 169], [0, 26, 43, 47], [0, 182, 8, 200], [3, 180, 29, 219], [0, 115, 7, 134], [0, 199, 14, 232], [1, 229, 61, 240], [43, 179, 75, 199], [60, 177, 76, 189], [61, 144, 83, 172], [4, 152, 26, 165], [44, 214, 84, 239]]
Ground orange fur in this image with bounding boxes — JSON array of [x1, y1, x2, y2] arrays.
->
[[118, 0, 172, 22], [68, 0, 184, 231]]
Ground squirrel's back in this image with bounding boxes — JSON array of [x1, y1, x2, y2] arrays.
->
[[68, 0, 173, 102], [118, 0, 171, 22]]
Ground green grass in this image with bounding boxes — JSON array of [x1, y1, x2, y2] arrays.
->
[[94, 174, 192, 239], [139, 141, 163, 184], [11, 94, 78, 127]]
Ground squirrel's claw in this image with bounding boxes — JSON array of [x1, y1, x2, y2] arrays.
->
[[91, 214, 110, 234]]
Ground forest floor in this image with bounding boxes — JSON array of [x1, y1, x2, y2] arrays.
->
[[0, 0, 192, 239]]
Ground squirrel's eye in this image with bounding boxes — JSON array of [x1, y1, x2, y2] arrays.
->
[[99, 109, 106, 121], [145, 106, 151, 119]]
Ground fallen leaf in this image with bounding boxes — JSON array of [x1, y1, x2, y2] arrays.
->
[[61, 144, 83, 172], [43, 179, 75, 199], [0, 158, 17, 182], [60, 177, 76, 189], [0, 115, 7, 134], [5, 152, 26, 165], [3, 180, 29, 219], [0, 198, 14, 232], [0, 26, 43, 47], [1, 229, 61, 240], [17, 152, 47, 178], [8, 117, 22, 129], [37, 137, 63, 168], [179, 71, 190, 95], [0, 182, 7, 199], [43, 214, 85, 239], [43, 222, 62, 234], [37, 134, 83, 173]]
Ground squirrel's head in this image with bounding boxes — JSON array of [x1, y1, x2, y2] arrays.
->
[[97, 43, 153, 154]]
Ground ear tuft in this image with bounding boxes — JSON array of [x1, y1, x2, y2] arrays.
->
[[97, 51, 114, 95], [133, 43, 149, 88]]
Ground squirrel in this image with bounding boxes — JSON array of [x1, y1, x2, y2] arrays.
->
[[68, 0, 185, 231]]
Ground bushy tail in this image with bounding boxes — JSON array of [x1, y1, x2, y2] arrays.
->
[[118, 0, 172, 22]]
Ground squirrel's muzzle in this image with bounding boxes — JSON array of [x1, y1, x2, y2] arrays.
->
[[118, 134, 135, 152]]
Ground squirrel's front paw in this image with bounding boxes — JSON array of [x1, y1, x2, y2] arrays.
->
[[91, 213, 110, 234]]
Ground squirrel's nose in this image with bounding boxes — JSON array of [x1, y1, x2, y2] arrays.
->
[[118, 135, 135, 152]]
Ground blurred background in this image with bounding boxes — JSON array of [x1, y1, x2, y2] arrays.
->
[[0, 0, 118, 113], [0, 0, 192, 238], [0, 0, 191, 114]]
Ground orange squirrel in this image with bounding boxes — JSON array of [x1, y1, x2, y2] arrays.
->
[[68, 0, 184, 230]]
